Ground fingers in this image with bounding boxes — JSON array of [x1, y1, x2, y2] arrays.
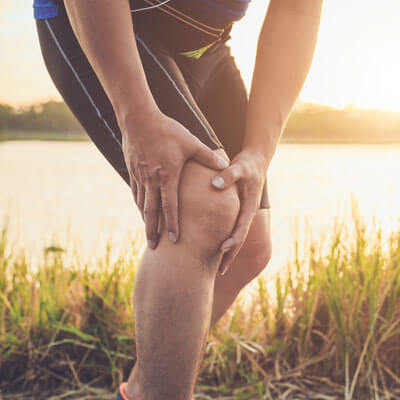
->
[[211, 164, 242, 190], [130, 171, 155, 248], [218, 193, 258, 275], [192, 140, 229, 171], [130, 178, 138, 204], [159, 173, 180, 243], [134, 168, 146, 219], [130, 168, 181, 246], [143, 185, 161, 249], [129, 173, 144, 219], [136, 185, 145, 219]]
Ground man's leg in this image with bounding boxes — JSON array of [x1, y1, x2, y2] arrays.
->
[[125, 158, 240, 400], [210, 209, 272, 326], [124, 208, 271, 400]]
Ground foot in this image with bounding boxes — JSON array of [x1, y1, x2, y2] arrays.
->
[[115, 383, 130, 400], [116, 382, 195, 400]]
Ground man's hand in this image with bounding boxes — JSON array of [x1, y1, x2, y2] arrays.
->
[[122, 110, 229, 249], [211, 148, 268, 275]]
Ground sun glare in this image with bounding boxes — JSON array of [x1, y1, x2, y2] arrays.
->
[[1, 0, 400, 111], [231, 0, 400, 112]]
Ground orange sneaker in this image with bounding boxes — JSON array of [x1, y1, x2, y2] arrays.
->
[[116, 383, 130, 400]]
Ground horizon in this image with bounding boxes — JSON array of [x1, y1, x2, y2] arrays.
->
[[1, 0, 400, 112], [3, 99, 400, 115]]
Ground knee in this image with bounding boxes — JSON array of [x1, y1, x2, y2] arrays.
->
[[178, 160, 240, 259], [238, 240, 272, 287], [249, 239, 272, 277], [233, 212, 272, 285]]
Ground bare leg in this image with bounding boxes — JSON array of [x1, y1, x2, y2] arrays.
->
[[190, 210, 272, 391], [125, 158, 240, 400], [125, 206, 271, 399]]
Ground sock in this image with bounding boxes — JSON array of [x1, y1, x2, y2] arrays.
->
[[120, 380, 196, 400], [119, 382, 132, 400]]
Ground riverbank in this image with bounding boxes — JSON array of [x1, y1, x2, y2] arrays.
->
[[1, 212, 400, 399], [2, 101, 400, 144], [3, 130, 400, 144], [0, 130, 87, 141]]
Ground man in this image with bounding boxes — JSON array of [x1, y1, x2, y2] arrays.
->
[[34, 0, 323, 398]]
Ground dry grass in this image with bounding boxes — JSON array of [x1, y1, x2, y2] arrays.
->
[[1, 210, 400, 400]]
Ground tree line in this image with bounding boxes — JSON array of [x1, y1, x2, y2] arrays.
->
[[284, 103, 400, 143], [0, 101, 83, 133], [1, 101, 400, 143]]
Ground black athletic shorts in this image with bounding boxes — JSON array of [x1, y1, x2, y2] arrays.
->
[[35, 0, 271, 209]]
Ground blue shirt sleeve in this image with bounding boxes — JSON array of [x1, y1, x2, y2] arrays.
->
[[33, 0, 59, 19]]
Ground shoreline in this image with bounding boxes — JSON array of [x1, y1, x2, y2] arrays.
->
[[2, 131, 400, 145]]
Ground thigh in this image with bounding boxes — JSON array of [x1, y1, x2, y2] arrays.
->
[[189, 43, 248, 161], [177, 43, 271, 209], [35, 14, 226, 194]]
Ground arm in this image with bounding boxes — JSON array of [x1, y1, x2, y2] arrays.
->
[[63, 0, 228, 248], [243, 0, 324, 163], [63, 0, 157, 123], [214, 0, 324, 274]]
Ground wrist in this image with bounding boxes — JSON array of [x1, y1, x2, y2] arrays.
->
[[242, 146, 270, 173], [110, 78, 160, 127], [242, 124, 282, 171], [116, 99, 162, 139]]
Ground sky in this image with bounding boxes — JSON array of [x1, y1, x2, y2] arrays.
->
[[1, 0, 400, 111]]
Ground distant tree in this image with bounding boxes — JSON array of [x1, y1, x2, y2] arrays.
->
[[0, 104, 15, 132], [283, 103, 400, 143], [1, 101, 400, 143], [0, 101, 84, 133]]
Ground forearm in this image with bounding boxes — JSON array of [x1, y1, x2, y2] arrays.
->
[[243, 0, 323, 165], [63, 0, 159, 130]]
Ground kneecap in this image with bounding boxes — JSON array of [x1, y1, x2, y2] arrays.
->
[[179, 160, 240, 251]]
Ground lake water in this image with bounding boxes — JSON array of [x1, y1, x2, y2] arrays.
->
[[2, 141, 400, 282]]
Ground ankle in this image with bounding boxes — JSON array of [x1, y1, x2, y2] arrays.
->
[[124, 379, 143, 400], [119, 383, 132, 400]]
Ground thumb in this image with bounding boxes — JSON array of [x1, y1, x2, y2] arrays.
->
[[192, 140, 229, 171], [211, 163, 242, 190]]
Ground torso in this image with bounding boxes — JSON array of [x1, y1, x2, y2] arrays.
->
[[33, 0, 252, 26], [172, 0, 252, 26]]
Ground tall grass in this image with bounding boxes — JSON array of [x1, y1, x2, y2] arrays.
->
[[1, 212, 400, 399]]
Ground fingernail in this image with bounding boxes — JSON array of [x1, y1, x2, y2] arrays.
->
[[147, 239, 157, 249], [221, 238, 233, 252], [221, 266, 229, 275], [168, 231, 177, 243], [212, 176, 225, 188], [217, 157, 229, 169]]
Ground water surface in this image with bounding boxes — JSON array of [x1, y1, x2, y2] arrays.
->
[[2, 141, 400, 280]]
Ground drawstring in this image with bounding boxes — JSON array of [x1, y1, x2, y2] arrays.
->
[[131, 0, 172, 13]]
